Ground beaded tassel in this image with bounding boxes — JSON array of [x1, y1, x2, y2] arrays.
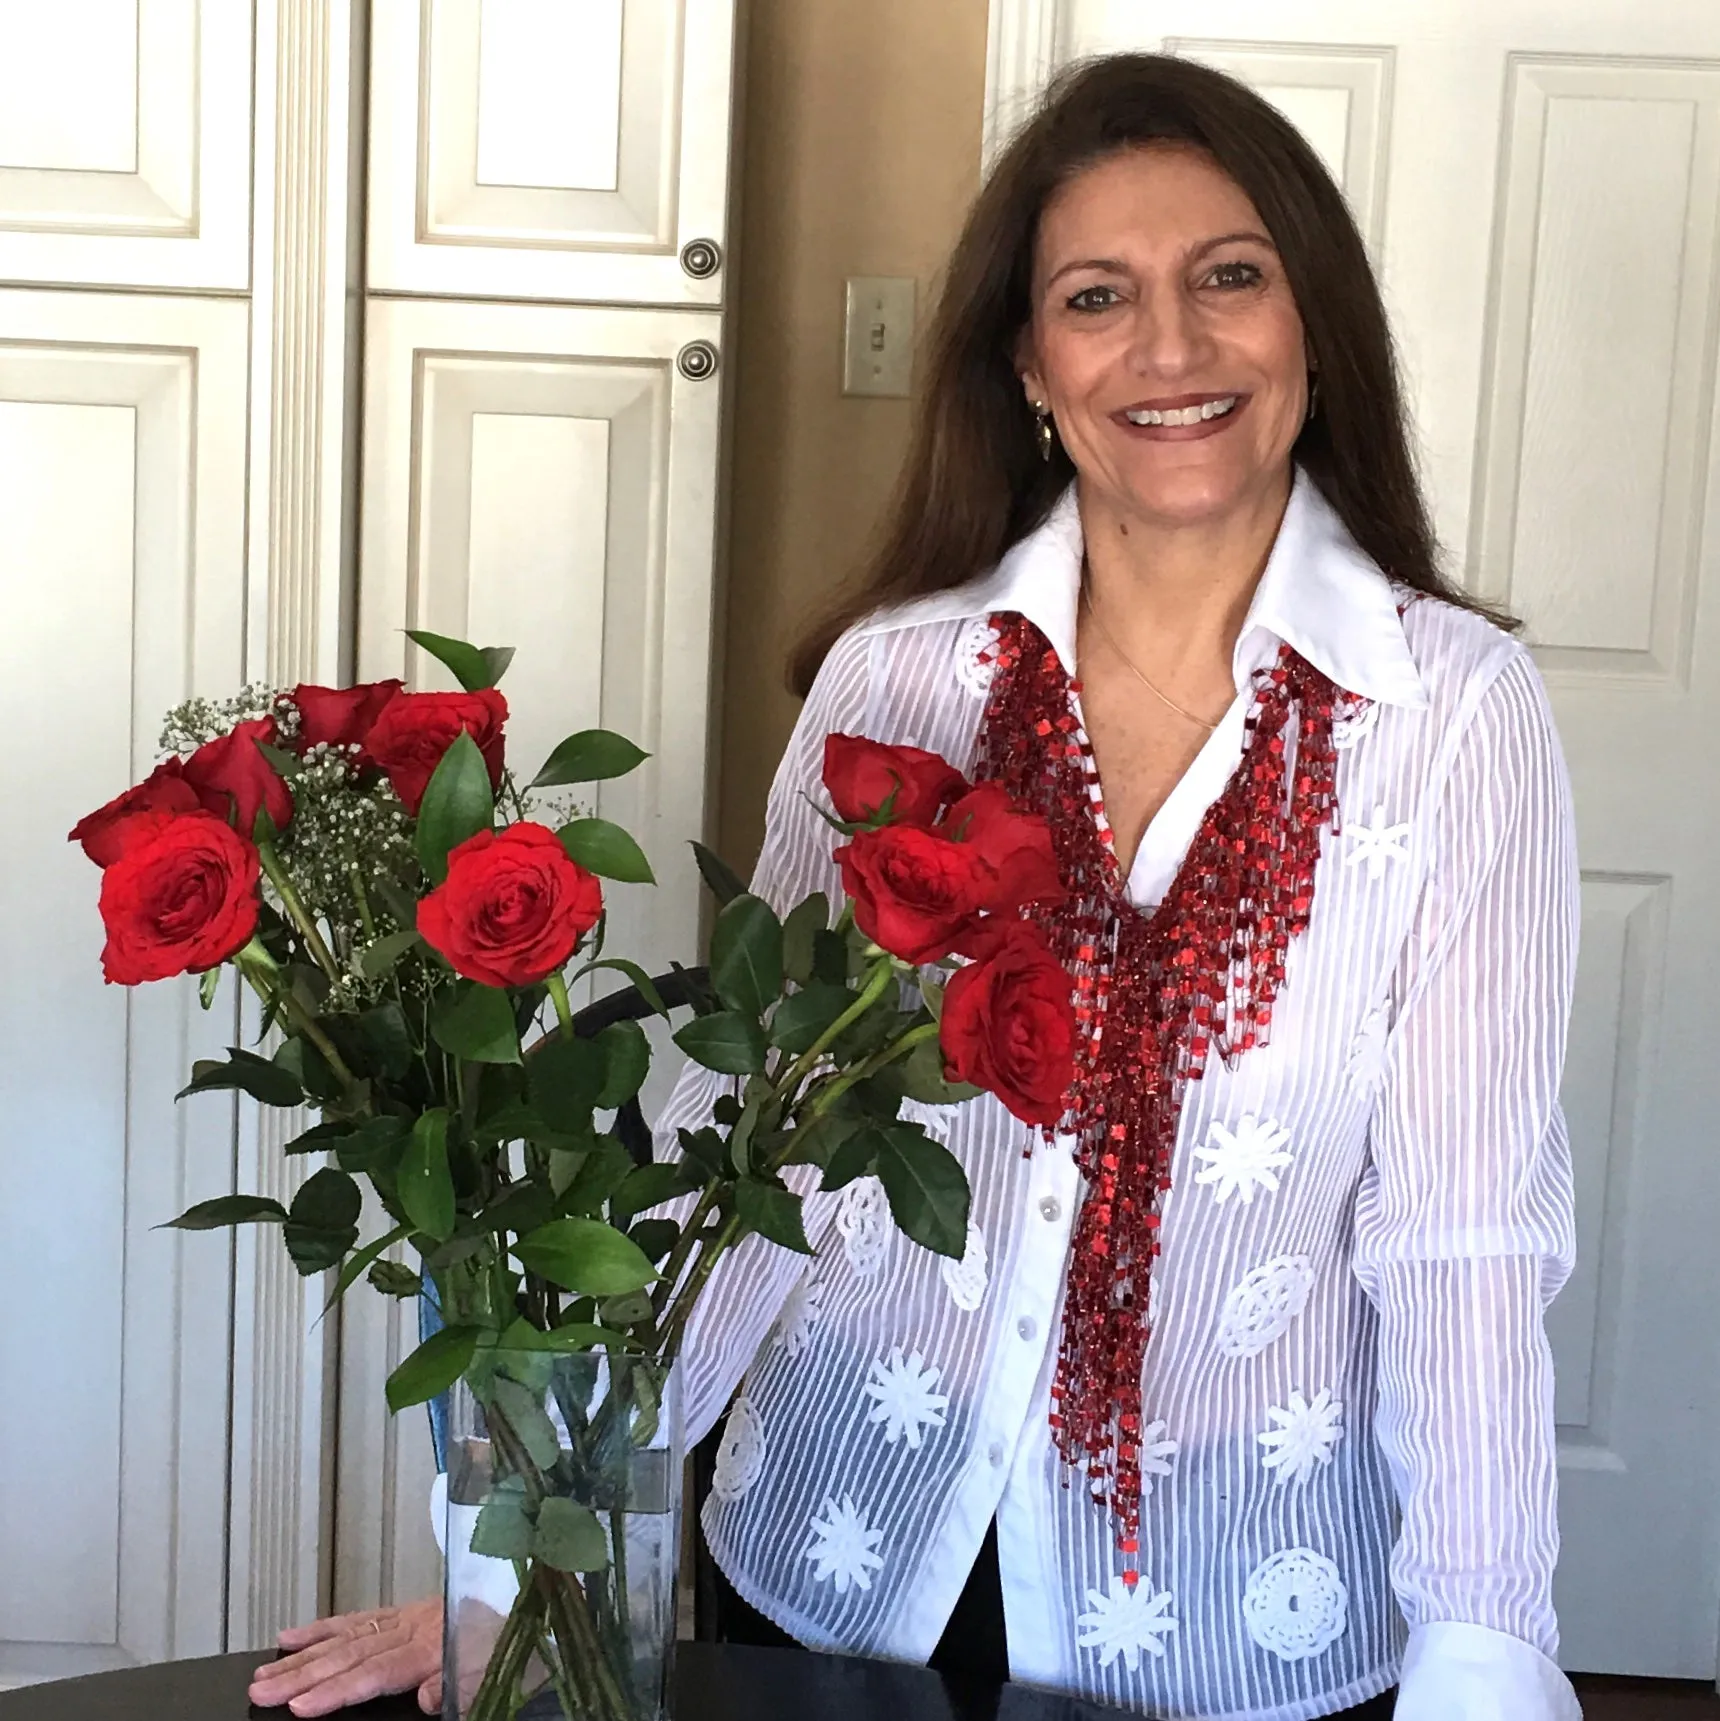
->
[[975, 615, 1361, 1586]]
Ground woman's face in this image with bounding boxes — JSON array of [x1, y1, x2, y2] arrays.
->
[[1019, 144, 1310, 532]]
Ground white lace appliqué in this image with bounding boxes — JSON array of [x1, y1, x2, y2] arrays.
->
[[710, 1396, 767, 1501], [1137, 1419, 1180, 1496], [1075, 1575, 1182, 1671], [1242, 1548, 1349, 1660], [940, 1220, 989, 1312], [1343, 804, 1411, 882], [863, 1347, 949, 1449], [836, 1176, 891, 1276], [953, 615, 1000, 697], [804, 1493, 885, 1594], [1347, 1006, 1391, 1099], [1258, 1388, 1344, 1486], [1192, 1115, 1294, 1206], [1332, 699, 1380, 751], [1217, 1255, 1316, 1358], [898, 1097, 956, 1142], [772, 1275, 825, 1358]]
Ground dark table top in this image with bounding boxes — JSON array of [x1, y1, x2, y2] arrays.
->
[[0, 1642, 1130, 1721]]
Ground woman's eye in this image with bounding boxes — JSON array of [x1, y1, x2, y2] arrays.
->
[[1207, 260, 1264, 290], [1067, 285, 1121, 312]]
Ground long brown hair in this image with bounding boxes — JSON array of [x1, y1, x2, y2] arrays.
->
[[791, 53, 1508, 696]]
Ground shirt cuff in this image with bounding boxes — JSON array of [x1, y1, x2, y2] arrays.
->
[[1396, 1620, 1581, 1721], [430, 1471, 520, 1619]]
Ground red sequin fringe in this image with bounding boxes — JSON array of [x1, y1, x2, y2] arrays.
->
[[974, 615, 1360, 1585]]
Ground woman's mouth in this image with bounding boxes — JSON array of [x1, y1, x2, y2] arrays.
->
[[1112, 393, 1248, 440]]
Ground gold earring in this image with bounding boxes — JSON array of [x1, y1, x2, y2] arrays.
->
[[1033, 401, 1054, 462]]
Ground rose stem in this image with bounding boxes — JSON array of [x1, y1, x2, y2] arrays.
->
[[255, 839, 343, 980], [232, 944, 361, 1093]]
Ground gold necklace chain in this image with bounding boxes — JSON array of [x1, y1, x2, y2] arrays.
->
[[1080, 584, 1226, 732]]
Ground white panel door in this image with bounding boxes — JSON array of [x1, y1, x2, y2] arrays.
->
[[0, 290, 250, 1686], [1041, 0, 1720, 1679], [0, 0, 252, 289], [368, 0, 737, 305]]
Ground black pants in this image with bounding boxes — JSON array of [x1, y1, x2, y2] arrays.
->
[[709, 1520, 1396, 1716]]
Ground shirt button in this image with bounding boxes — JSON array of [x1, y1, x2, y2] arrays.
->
[[987, 1441, 1004, 1468], [1017, 1316, 1037, 1341], [1038, 1196, 1062, 1222]]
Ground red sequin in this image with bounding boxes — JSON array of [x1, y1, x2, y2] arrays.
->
[[974, 614, 1361, 1564]]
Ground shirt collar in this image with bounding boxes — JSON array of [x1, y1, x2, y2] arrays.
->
[[857, 467, 1429, 710]]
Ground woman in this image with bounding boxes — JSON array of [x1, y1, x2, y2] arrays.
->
[[253, 53, 1580, 1721]]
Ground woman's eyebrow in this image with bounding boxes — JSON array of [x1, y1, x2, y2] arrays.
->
[[1043, 230, 1278, 290]]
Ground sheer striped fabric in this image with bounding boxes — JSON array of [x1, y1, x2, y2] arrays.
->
[[650, 476, 1581, 1720]]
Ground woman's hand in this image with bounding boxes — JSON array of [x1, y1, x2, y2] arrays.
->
[[248, 1597, 443, 1716]]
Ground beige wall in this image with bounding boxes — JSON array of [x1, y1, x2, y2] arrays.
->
[[715, 0, 991, 875]]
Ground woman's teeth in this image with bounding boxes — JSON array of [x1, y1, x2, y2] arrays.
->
[[1123, 396, 1239, 427]]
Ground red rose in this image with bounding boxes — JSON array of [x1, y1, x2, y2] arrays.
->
[[836, 824, 995, 965], [417, 822, 602, 988], [822, 734, 968, 827], [363, 690, 508, 815], [940, 921, 1076, 1127], [98, 814, 261, 985], [183, 718, 295, 837], [69, 759, 202, 867], [940, 783, 1066, 913], [289, 679, 403, 759]]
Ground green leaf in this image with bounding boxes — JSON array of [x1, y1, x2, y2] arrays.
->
[[198, 967, 222, 1011], [433, 983, 521, 1066], [820, 1123, 881, 1193], [405, 627, 513, 693], [514, 1218, 658, 1296], [177, 1047, 304, 1108], [782, 1110, 860, 1170], [595, 1020, 650, 1109], [335, 1114, 413, 1174], [811, 928, 851, 985], [611, 1161, 690, 1224], [471, 1485, 534, 1560], [479, 1180, 557, 1241], [530, 728, 649, 788], [488, 1374, 562, 1471], [356, 1001, 414, 1080], [284, 1118, 355, 1156], [710, 893, 785, 1018], [673, 1011, 767, 1076], [675, 1126, 726, 1179], [556, 818, 655, 885], [357, 928, 423, 981], [627, 1217, 679, 1264], [162, 1194, 288, 1231], [873, 1124, 971, 1259], [386, 1323, 481, 1412], [285, 1168, 363, 1274], [367, 1258, 423, 1298], [781, 892, 830, 986], [900, 1036, 981, 1105], [534, 1497, 609, 1573], [415, 730, 494, 884], [529, 1035, 608, 1132], [570, 960, 667, 1019], [554, 1138, 633, 1213], [769, 982, 854, 1055], [598, 1289, 654, 1328], [691, 841, 747, 907], [274, 1034, 340, 1104], [399, 1110, 456, 1242], [322, 1222, 412, 1313], [734, 1179, 814, 1254], [539, 1323, 639, 1352]]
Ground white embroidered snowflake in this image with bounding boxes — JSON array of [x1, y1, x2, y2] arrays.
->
[[1192, 1115, 1294, 1206], [940, 1220, 989, 1312], [804, 1492, 885, 1594], [772, 1274, 826, 1358], [1137, 1418, 1180, 1496], [836, 1176, 891, 1276], [1347, 1006, 1391, 1098], [710, 1396, 767, 1501], [1075, 1575, 1181, 1671], [953, 615, 1000, 697], [1332, 699, 1380, 751], [1343, 804, 1411, 882], [1258, 1388, 1344, 1486], [863, 1348, 949, 1449], [1242, 1547, 1349, 1660], [1216, 1255, 1316, 1358]]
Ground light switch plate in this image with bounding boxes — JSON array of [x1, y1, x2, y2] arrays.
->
[[843, 275, 916, 397]]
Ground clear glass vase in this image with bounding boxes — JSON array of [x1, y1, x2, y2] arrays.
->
[[442, 1349, 682, 1721]]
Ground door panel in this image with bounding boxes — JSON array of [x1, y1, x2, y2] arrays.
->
[[0, 0, 252, 289], [368, 0, 737, 305], [0, 290, 250, 1686], [1048, 0, 1720, 1678]]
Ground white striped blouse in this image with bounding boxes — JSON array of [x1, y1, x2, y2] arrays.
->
[[653, 471, 1582, 1721]]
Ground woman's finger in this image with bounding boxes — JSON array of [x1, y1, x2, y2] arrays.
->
[[248, 1620, 410, 1706], [281, 1641, 438, 1719], [275, 1608, 391, 1651]]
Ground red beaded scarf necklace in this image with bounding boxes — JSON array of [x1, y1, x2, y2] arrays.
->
[[973, 612, 1360, 1585]]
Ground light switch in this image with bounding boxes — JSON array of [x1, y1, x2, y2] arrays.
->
[[843, 276, 916, 398]]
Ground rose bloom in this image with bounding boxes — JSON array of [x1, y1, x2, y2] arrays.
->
[[69, 759, 203, 867], [417, 822, 603, 988], [289, 679, 403, 760], [183, 717, 295, 837], [939, 783, 1065, 914], [836, 824, 996, 965], [98, 814, 261, 985], [363, 689, 508, 815], [822, 734, 968, 827], [940, 920, 1076, 1127]]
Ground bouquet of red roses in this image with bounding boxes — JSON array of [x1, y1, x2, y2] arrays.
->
[[68, 639, 1075, 1721]]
